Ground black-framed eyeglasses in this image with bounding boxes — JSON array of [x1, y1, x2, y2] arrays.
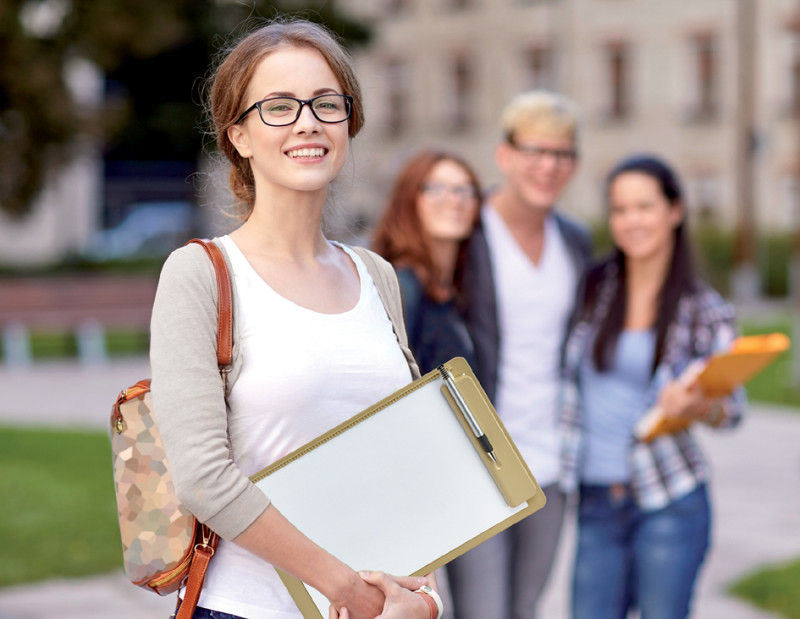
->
[[235, 94, 353, 126], [508, 140, 578, 166]]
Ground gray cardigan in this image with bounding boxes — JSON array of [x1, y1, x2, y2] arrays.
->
[[150, 239, 420, 540]]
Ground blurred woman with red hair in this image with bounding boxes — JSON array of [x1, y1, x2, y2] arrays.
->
[[373, 150, 482, 373]]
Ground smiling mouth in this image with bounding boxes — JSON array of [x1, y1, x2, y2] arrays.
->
[[286, 147, 327, 159]]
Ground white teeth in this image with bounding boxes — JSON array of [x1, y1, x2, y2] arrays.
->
[[287, 148, 325, 158]]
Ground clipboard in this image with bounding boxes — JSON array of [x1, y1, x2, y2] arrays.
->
[[249, 357, 545, 618], [635, 332, 790, 441], [695, 332, 790, 397]]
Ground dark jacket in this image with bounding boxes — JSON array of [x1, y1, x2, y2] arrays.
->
[[460, 209, 592, 401]]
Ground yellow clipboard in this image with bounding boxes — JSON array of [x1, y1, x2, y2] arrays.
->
[[249, 357, 545, 618], [695, 332, 790, 398], [635, 333, 790, 442]]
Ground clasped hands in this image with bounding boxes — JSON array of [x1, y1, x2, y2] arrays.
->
[[329, 571, 433, 619]]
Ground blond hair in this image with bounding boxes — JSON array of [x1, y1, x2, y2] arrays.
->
[[500, 90, 581, 143]]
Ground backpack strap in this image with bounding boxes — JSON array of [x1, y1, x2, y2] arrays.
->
[[187, 239, 234, 381], [172, 239, 230, 619]]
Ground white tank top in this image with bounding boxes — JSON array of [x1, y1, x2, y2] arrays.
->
[[197, 235, 412, 618]]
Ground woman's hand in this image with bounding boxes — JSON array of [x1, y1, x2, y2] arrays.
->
[[658, 379, 711, 422], [326, 569, 385, 619], [329, 571, 433, 619]]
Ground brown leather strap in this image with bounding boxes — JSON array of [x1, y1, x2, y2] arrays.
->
[[170, 239, 230, 615], [175, 542, 215, 619], [186, 239, 234, 367]]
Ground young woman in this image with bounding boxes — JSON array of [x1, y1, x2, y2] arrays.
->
[[558, 155, 745, 619], [150, 19, 439, 619], [372, 150, 481, 373]]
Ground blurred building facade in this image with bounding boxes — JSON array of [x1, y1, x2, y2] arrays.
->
[[338, 0, 800, 235]]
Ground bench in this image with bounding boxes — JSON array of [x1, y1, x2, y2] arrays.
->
[[0, 276, 158, 366]]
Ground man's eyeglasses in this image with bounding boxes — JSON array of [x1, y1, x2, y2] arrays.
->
[[421, 183, 478, 201], [235, 94, 353, 126], [508, 141, 578, 166]]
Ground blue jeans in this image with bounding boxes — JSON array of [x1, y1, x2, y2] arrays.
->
[[572, 483, 710, 619]]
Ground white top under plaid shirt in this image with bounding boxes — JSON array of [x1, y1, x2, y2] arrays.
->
[[558, 261, 746, 511]]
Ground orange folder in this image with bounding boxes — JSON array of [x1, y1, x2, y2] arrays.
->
[[634, 333, 790, 442]]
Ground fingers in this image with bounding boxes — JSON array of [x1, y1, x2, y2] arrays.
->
[[384, 574, 429, 591], [359, 570, 396, 594], [359, 571, 429, 594], [328, 605, 349, 619]]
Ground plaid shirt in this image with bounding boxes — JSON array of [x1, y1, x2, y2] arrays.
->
[[558, 261, 746, 511]]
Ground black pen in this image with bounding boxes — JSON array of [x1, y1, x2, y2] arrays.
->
[[437, 365, 498, 464]]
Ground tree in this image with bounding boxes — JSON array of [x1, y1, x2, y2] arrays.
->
[[0, 0, 370, 218]]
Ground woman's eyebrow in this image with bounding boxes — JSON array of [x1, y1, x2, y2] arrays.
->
[[259, 87, 341, 99]]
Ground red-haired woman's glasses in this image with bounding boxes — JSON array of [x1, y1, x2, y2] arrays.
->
[[235, 94, 353, 126], [421, 183, 478, 201]]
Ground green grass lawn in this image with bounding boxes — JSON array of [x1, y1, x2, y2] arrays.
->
[[740, 320, 800, 408], [0, 427, 123, 586], [26, 329, 149, 360], [729, 559, 800, 619]]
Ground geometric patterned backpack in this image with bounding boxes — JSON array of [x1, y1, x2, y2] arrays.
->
[[109, 239, 230, 619]]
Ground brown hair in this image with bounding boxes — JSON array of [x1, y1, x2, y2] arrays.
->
[[372, 150, 482, 302], [207, 18, 364, 217]]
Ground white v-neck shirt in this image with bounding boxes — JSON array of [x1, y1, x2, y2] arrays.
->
[[483, 206, 577, 486], [197, 235, 412, 618]]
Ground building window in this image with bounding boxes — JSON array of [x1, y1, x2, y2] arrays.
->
[[688, 34, 718, 122], [605, 42, 631, 120], [448, 53, 475, 131], [522, 45, 555, 91], [384, 59, 410, 137]]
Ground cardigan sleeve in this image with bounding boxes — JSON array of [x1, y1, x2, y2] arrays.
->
[[149, 244, 270, 540]]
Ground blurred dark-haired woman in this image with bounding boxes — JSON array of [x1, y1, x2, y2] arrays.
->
[[373, 150, 481, 373], [559, 154, 745, 619]]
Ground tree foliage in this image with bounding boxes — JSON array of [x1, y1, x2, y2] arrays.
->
[[0, 0, 370, 218]]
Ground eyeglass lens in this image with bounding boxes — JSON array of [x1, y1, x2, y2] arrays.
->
[[422, 183, 478, 201], [513, 143, 577, 165], [257, 94, 351, 126]]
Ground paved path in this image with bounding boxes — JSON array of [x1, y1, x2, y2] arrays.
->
[[1, 358, 798, 618]]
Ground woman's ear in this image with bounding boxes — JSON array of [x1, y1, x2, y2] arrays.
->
[[670, 201, 685, 228], [227, 124, 253, 159]]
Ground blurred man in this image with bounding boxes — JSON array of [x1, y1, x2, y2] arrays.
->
[[449, 90, 592, 619]]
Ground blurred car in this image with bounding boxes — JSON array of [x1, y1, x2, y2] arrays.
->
[[84, 201, 196, 260]]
